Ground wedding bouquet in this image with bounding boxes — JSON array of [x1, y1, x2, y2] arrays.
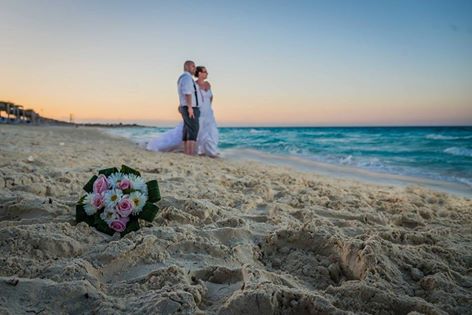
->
[[76, 165, 160, 236]]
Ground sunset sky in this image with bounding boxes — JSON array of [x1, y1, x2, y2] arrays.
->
[[1, 0, 471, 126]]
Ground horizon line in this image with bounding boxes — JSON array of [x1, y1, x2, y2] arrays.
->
[[76, 121, 472, 128]]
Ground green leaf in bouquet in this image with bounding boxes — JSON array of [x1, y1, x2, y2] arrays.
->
[[139, 202, 159, 222], [93, 215, 115, 236], [121, 217, 140, 236], [76, 196, 97, 226], [86, 214, 96, 226], [75, 202, 88, 223], [98, 167, 119, 177], [146, 180, 161, 202], [120, 165, 141, 176], [83, 175, 98, 193]]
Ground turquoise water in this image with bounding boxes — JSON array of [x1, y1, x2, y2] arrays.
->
[[105, 126, 472, 188]]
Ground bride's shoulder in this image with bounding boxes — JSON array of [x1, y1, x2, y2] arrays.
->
[[205, 81, 211, 90]]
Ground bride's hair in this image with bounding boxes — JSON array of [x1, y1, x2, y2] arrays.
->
[[195, 66, 205, 78]]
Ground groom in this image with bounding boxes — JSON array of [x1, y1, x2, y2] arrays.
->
[[178, 60, 200, 155]]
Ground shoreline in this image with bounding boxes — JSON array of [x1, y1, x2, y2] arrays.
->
[[222, 148, 472, 199], [97, 126, 472, 199]]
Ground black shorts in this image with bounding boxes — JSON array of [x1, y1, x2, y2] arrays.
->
[[180, 106, 200, 141]]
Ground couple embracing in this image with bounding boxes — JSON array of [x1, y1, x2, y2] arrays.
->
[[147, 60, 219, 157]]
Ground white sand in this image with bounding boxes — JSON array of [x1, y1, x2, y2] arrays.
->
[[0, 125, 471, 314]]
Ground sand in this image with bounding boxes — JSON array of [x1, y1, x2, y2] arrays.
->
[[0, 124, 471, 315]]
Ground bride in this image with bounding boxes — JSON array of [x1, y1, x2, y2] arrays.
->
[[146, 66, 219, 157]]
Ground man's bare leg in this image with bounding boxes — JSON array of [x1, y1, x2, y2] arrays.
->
[[183, 141, 189, 155], [183, 140, 195, 155], [189, 141, 196, 155]]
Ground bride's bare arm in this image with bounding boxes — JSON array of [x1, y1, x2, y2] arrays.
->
[[208, 82, 213, 103]]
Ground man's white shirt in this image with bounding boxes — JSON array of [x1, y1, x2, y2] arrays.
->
[[177, 71, 201, 107]]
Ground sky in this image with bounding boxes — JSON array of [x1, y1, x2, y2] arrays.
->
[[0, 0, 471, 126]]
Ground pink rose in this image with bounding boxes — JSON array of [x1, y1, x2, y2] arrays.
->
[[110, 216, 129, 232], [92, 193, 104, 209], [118, 178, 131, 190], [117, 198, 133, 217], [93, 174, 109, 194]]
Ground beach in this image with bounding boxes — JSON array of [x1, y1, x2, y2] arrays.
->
[[1, 124, 471, 314]]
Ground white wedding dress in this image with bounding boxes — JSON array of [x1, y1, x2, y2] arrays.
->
[[146, 87, 219, 156]]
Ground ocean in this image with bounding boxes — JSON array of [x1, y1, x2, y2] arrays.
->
[[103, 126, 472, 191]]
